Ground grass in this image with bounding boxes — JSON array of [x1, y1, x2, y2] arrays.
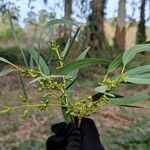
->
[[0, 73, 150, 149]]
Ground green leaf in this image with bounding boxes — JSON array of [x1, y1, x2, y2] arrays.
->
[[92, 93, 104, 101], [8, 10, 28, 67], [39, 19, 78, 50], [57, 58, 110, 75], [0, 68, 14, 77], [142, 41, 150, 44], [26, 46, 49, 75], [30, 56, 35, 70], [119, 105, 144, 108], [109, 92, 150, 106], [0, 57, 14, 66], [76, 47, 90, 60], [108, 53, 123, 73], [69, 47, 90, 78], [95, 85, 108, 93], [18, 72, 28, 101], [133, 73, 150, 78], [125, 76, 150, 84], [61, 104, 71, 123], [123, 44, 150, 66], [61, 38, 71, 58], [125, 65, 150, 76], [61, 26, 81, 59], [65, 76, 78, 90]]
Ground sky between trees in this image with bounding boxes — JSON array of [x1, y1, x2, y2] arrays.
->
[[4, 0, 150, 27]]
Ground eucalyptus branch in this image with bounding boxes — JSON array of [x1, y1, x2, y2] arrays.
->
[[0, 103, 68, 115]]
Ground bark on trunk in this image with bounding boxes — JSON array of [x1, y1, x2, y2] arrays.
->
[[115, 0, 126, 50], [136, 0, 146, 44], [64, 0, 72, 36], [89, 0, 107, 53]]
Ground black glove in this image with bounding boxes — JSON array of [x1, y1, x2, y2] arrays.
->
[[80, 118, 105, 150], [46, 122, 81, 150], [46, 118, 105, 150]]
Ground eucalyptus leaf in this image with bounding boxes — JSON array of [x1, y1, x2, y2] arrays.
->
[[61, 26, 81, 59], [92, 93, 104, 101], [125, 76, 150, 84], [0, 57, 19, 70], [123, 44, 150, 66], [26, 46, 49, 75], [18, 72, 28, 101], [61, 38, 71, 58], [0, 57, 14, 66], [8, 10, 28, 67], [30, 56, 35, 70], [69, 47, 90, 78], [0, 68, 14, 77], [57, 58, 109, 75], [109, 92, 150, 106], [39, 19, 78, 50], [108, 53, 123, 73], [133, 73, 150, 78], [65, 76, 78, 90], [95, 85, 108, 93], [125, 65, 150, 76]]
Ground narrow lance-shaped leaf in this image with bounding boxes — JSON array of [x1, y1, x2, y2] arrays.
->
[[62, 26, 81, 59], [123, 44, 150, 66], [109, 92, 150, 106], [125, 65, 150, 76], [0, 68, 14, 77], [125, 76, 150, 84], [107, 53, 123, 73], [0, 57, 20, 70], [18, 72, 28, 101], [30, 56, 35, 70], [65, 76, 78, 90], [95, 85, 108, 93], [69, 47, 90, 78], [61, 102, 71, 123], [38, 19, 78, 50], [26, 46, 49, 75], [61, 38, 71, 58], [57, 58, 110, 75], [133, 73, 150, 78], [8, 10, 28, 67]]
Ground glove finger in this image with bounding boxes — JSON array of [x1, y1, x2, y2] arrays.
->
[[66, 123, 81, 150], [46, 135, 66, 150], [80, 118, 105, 150], [51, 122, 67, 136], [80, 117, 99, 138]]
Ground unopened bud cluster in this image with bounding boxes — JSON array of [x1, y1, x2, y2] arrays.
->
[[67, 95, 109, 118], [67, 100, 100, 117]]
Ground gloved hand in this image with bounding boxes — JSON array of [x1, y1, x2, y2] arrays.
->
[[46, 118, 105, 150], [46, 122, 81, 150]]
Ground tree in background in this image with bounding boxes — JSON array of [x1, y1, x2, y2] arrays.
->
[[114, 0, 126, 50], [88, 0, 108, 56], [136, 0, 147, 44], [64, 0, 72, 36]]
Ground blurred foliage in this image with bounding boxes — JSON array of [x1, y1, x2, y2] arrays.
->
[[0, 25, 23, 40], [0, 47, 52, 65]]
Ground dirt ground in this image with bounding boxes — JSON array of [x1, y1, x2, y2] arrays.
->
[[0, 74, 150, 150]]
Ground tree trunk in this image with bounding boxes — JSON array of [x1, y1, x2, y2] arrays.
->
[[114, 0, 126, 50], [64, 0, 72, 36], [88, 0, 108, 54], [136, 0, 146, 44]]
